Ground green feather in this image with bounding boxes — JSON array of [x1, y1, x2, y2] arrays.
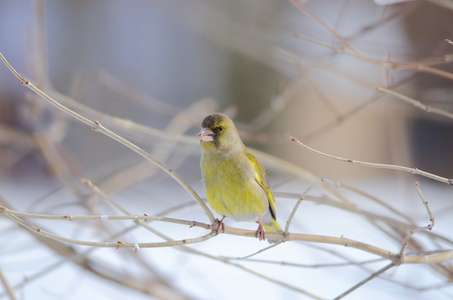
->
[[199, 113, 282, 240]]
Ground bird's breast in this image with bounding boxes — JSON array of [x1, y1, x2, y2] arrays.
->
[[201, 152, 268, 221]]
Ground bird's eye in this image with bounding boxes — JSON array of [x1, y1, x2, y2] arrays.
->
[[218, 126, 224, 132]]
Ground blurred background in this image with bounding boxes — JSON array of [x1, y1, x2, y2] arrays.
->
[[1, 0, 453, 299]]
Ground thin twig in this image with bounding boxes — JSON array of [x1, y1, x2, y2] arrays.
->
[[235, 242, 283, 260], [1, 206, 209, 228], [156, 201, 199, 217], [46, 89, 195, 145], [415, 182, 434, 230], [338, 182, 414, 224], [294, 34, 453, 81], [300, 242, 443, 291], [400, 182, 436, 255], [290, 136, 453, 185], [0, 264, 17, 300], [32, 0, 49, 89], [289, 0, 362, 57], [3, 210, 215, 249], [277, 192, 450, 247], [97, 70, 183, 116], [334, 263, 394, 299], [377, 87, 453, 120], [248, 73, 304, 132], [252, 148, 353, 205], [228, 257, 385, 268], [399, 229, 421, 258], [299, 73, 415, 141], [285, 179, 333, 234], [274, 47, 341, 117]]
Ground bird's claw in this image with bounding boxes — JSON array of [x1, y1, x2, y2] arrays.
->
[[214, 216, 226, 236], [256, 218, 266, 241]]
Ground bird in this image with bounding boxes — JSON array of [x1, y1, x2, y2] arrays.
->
[[198, 113, 282, 242]]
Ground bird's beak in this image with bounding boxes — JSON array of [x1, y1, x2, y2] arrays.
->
[[198, 127, 214, 142]]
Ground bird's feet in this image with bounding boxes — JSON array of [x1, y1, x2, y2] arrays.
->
[[256, 218, 266, 241], [214, 216, 226, 236]]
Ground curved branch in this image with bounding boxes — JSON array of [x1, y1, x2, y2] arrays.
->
[[2, 206, 452, 265], [290, 136, 453, 185], [0, 52, 215, 224]]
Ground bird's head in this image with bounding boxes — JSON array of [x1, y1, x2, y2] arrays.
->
[[198, 113, 244, 154]]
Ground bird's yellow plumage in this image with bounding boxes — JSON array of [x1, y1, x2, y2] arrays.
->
[[198, 113, 282, 241]]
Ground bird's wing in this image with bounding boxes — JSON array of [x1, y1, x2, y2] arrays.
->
[[246, 152, 277, 220]]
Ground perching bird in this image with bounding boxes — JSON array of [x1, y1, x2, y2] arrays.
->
[[198, 113, 282, 241]]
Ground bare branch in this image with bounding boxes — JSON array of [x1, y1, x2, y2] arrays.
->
[[295, 34, 453, 81], [289, 0, 362, 57], [0, 264, 17, 300], [334, 263, 395, 299], [228, 256, 386, 268], [290, 136, 453, 185], [285, 179, 331, 234], [235, 242, 283, 260], [416, 182, 435, 231], [0, 52, 215, 224], [399, 182, 436, 261], [377, 87, 453, 120], [2, 204, 452, 264]]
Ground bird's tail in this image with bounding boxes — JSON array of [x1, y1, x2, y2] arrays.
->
[[262, 219, 283, 243]]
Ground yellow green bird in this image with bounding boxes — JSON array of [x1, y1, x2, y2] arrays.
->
[[198, 113, 282, 241]]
